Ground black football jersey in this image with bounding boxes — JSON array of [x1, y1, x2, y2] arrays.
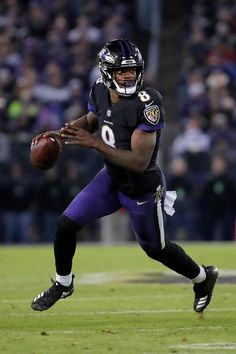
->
[[88, 79, 165, 198]]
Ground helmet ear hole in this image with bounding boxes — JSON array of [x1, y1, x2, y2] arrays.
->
[[98, 39, 144, 96]]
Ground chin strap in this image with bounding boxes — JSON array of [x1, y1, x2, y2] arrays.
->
[[113, 80, 137, 96]]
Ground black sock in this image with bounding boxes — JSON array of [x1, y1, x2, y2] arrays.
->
[[54, 215, 81, 275], [147, 240, 200, 279]]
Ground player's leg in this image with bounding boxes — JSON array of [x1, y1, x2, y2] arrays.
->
[[120, 189, 201, 277], [120, 184, 218, 313], [54, 168, 121, 276], [31, 168, 121, 311]]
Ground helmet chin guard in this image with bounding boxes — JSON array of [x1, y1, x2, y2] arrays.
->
[[98, 39, 144, 96]]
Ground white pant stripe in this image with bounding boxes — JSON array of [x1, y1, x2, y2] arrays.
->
[[156, 199, 165, 249]]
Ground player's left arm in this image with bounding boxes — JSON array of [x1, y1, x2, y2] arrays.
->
[[94, 128, 156, 172], [61, 125, 156, 173]]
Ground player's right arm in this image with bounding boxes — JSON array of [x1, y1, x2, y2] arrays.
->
[[68, 111, 98, 133]]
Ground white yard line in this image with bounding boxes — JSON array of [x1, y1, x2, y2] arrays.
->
[[173, 342, 236, 350], [1, 307, 236, 317], [1, 327, 236, 336]]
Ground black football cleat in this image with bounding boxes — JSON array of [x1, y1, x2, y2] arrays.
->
[[31, 274, 75, 311], [193, 265, 219, 313]]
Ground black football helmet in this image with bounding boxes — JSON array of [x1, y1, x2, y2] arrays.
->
[[98, 39, 144, 96]]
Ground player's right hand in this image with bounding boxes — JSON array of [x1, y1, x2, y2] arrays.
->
[[31, 130, 62, 147]]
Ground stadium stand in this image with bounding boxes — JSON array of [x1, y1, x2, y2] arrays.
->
[[0, 0, 135, 243], [0, 0, 235, 243], [166, 0, 236, 241]]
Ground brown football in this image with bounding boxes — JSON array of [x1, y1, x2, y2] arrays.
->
[[30, 136, 60, 170]]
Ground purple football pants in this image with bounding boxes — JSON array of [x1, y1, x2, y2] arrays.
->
[[64, 168, 167, 252]]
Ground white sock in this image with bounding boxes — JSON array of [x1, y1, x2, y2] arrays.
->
[[192, 265, 206, 283], [56, 273, 72, 287]]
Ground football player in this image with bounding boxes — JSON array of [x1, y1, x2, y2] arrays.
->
[[31, 39, 218, 313]]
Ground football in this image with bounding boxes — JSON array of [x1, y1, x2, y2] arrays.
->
[[30, 135, 61, 170]]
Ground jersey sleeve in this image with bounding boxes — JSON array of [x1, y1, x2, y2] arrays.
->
[[88, 78, 105, 114], [87, 80, 100, 113], [137, 89, 165, 132]]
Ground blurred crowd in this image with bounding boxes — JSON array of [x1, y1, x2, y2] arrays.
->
[[0, 0, 134, 243], [0, 0, 235, 243], [166, 0, 236, 241], [0, 0, 133, 137]]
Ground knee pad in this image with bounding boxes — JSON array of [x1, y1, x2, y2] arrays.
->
[[55, 215, 82, 240]]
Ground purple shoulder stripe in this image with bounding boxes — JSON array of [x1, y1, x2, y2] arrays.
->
[[137, 122, 165, 131], [88, 102, 96, 113]]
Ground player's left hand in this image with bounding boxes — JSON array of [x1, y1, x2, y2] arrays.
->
[[60, 124, 96, 148]]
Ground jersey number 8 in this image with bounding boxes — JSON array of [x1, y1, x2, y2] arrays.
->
[[138, 90, 151, 102]]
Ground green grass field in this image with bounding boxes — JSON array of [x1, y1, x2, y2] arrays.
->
[[0, 243, 236, 354]]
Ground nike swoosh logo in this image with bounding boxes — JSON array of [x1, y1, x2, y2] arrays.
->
[[145, 100, 154, 108], [137, 201, 148, 205]]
